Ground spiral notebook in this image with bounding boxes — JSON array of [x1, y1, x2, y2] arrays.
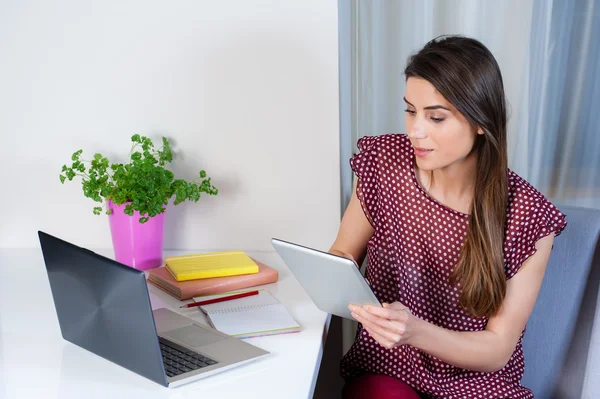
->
[[194, 290, 301, 339]]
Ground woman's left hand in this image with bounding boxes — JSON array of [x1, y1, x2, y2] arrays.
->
[[349, 302, 416, 349]]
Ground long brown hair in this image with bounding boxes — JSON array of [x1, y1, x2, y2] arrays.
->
[[404, 35, 509, 318]]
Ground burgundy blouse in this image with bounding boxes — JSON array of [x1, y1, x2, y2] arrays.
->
[[341, 134, 567, 399]]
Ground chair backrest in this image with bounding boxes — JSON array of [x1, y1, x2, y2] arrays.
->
[[521, 205, 600, 398]]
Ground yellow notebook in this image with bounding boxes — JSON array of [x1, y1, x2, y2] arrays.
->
[[164, 250, 259, 282]]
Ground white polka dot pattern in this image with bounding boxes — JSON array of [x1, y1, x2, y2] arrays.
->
[[340, 134, 567, 399]]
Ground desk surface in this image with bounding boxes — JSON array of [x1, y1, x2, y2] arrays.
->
[[0, 248, 330, 399]]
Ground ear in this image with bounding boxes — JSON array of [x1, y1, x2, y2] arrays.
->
[[477, 127, 485, 135]]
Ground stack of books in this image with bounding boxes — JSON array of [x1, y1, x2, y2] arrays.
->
[[147, 250, 279, 301]]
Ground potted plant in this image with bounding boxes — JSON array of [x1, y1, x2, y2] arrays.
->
[[59, 134, 218, 270]]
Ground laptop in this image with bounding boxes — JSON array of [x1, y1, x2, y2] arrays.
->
[[38, 231, 269, 387], [271, 238, 381, 320]]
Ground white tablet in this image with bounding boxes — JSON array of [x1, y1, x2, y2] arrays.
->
[[271, 238, 382, 320]]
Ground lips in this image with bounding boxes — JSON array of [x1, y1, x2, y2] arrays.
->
[[413, 147, 433, 157]]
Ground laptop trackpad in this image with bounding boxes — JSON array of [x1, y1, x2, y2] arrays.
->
[[163, 325, 227, 348]]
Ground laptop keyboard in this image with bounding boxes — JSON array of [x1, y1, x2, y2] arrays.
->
[[159, 340, 219, 378]]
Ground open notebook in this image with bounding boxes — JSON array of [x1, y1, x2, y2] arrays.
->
[[194, 290, 301, 339]]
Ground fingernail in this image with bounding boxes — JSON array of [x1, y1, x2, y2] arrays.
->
[[364, 306, 370, 312], [348, 305, 354, 311], [351, 312, 358, 318]]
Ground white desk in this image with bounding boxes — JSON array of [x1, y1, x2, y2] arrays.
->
[[0, 249, 331, 399]]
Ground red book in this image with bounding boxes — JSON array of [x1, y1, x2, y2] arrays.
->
[[147, 258, 278, 301]]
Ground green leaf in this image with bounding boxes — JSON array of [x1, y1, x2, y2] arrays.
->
[[71, 149, 82, 161], [61, 135, 218, 223], [124, 204, 134, 216]]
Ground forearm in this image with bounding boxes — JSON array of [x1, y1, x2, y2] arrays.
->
[[410, 317, 512, 373], [328, 248, 347, 257]]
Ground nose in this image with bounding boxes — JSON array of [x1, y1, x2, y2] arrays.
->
[[408, 122, 427, 140]]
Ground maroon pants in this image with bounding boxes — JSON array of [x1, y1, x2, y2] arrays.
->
[[342, 374, 430, 399]]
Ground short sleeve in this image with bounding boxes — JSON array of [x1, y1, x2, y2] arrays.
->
[[349, 135, 381, 228], [504, 195, 567, 279]]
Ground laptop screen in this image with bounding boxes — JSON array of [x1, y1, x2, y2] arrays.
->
[[38, 231, 168, 386]]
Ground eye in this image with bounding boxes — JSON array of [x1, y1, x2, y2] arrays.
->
[[404, 109, 415, 115], [430, 117, 445, 123]]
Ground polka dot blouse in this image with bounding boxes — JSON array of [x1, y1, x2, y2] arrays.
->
[[340, 134, 567, 399]]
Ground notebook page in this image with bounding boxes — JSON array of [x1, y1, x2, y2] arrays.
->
[[206, 305, 301, 337]]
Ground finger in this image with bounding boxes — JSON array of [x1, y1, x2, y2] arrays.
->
[[351, 309, 404, 343], [364, 304, 409, 323], [351, 305, 401, 331], [363, 318, 404, 344], [351, 304, 392, 319], [388, 302, 408, 310], [363, 325, 396, 349], [360, 308, 403, 333], [360, 304, 397, 319]]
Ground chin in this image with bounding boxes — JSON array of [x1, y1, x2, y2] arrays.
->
[[415, 158, 437, 172]]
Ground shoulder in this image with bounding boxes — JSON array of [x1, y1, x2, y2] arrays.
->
[[350, 133, 413, 189], [349, 134, 409, 227], [355, 133, 412, 163], [507, 170, 566, 231], [357, 133, 409, 148], [504, 170, 568, 278]]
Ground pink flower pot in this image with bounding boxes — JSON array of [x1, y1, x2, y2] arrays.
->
[[107, 200, 165, 270]]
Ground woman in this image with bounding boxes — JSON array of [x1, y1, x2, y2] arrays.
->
[[329, 35, 567, 399]]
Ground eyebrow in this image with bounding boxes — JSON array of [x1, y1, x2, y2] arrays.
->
[[403, 97, 451, 111]]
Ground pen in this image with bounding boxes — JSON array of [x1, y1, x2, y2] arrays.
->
[[179, 290, 260, 308]]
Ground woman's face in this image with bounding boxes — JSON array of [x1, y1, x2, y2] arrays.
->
[[404, 77, 483, 172]]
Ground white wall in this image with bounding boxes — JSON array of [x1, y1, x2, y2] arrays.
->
[[0, 0, 341, 252]]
